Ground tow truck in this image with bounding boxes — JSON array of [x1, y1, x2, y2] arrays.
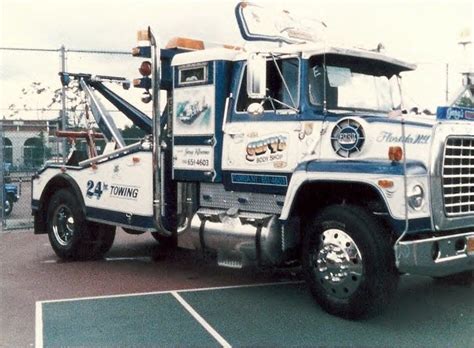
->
[[32, 3, 474, 319]]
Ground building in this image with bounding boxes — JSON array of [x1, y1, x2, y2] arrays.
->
[[1, 118, 61, 170]]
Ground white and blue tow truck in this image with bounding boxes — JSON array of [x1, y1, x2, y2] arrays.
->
[[32, 3, 474, 319]]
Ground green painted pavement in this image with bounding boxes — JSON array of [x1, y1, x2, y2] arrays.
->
[[181, 277, 474, 347], [41, 276, 473, 347], [42, 293, 219, 347]]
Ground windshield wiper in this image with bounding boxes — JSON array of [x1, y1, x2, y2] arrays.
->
[[266, 96, 298, 112]]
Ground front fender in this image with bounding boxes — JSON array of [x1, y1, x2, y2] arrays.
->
[[280, 159, 428, 222], [33, 173, 86, 234]]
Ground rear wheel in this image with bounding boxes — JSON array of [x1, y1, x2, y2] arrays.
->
[[47, 189, 115, 260], [151, 231, 177, 250], [302, 205, 399, 319], [88, 222, 116, 256]]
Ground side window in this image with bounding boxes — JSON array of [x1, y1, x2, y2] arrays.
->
[[236, 58, 299, 112], [177, 64, 208, 86]]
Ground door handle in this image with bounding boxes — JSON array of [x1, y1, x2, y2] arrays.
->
[[293, 124, 302, 132]]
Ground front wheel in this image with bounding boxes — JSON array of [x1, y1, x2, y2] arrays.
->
[[302, 205, 399, 319]]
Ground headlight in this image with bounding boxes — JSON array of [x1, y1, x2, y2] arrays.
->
[[408, 185, 425, 210]]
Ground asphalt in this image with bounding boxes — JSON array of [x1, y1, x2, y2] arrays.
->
[[1, 228, 473, 347]]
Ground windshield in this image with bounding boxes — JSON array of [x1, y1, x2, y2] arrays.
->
[[308, 61, 401, 113]]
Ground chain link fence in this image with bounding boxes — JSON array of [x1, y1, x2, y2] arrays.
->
[[0, 118, 142, 230], [0, 120, 58, 230]]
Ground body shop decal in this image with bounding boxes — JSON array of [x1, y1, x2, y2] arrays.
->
[[245, 133, 288, 167]]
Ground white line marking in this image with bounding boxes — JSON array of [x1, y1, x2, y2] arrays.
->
[[37, 280, 303, 304], [41, 260, 58, 264], [172, 291, 231, 348], [35, 301, 43, 348], [41, 256, 153, 264], [0, 228, 32, 234]]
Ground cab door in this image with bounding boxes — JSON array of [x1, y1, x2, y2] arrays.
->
[[222, 57, 318, 193]]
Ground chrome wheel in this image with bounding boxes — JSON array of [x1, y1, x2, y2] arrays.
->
[[52, 204, 75, 246], [312, 228, 363, 299]]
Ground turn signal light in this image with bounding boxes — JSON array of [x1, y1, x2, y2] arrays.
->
[[139, 61, 152, 76], [467, 236, 474, 254], [388, 146, 403, 162], [378, 180, 394, 189]]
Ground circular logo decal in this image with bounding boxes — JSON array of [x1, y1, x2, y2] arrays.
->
[[331, 119, 365, 157]]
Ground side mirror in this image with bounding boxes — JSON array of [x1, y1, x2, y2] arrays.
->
[[247, 53, 266, 99], [247, 102, 264, 116]]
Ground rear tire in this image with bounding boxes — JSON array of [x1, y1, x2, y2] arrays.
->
[[151, 231, 177, 250], [302, 205, 399, 319], [47, 189, 115, 260], [87, 222, 116, 256]]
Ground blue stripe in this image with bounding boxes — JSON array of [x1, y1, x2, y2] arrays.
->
[[223, 171, 290, 194], [302, 160, 427, 176], [86, 207, 156, 230], [173, 136, 213, 146], [231, 173, 288, 187], [173, 169, 213, 182], [362, 116, 432, 128]]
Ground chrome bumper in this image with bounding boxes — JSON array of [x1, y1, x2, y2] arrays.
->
[[395, 232, 474, 277]]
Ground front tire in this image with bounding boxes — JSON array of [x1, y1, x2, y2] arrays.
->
[[302, 205, 398, 319], [47, 189, 115, 260]]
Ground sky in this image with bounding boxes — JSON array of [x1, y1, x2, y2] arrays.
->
[[0, 0, 473, 125]]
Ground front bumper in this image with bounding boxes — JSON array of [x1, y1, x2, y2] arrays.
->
[[395, 232, 474, 277]]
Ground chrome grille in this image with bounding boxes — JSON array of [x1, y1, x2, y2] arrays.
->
[[442, 136, 474, 216]]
